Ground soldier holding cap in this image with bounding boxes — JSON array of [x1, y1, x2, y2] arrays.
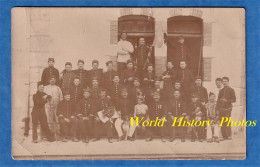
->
[[41, 58, 60, 86], [73, 59, 88, 88]]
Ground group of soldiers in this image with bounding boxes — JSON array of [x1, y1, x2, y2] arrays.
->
[[31, 34, 236, 144]]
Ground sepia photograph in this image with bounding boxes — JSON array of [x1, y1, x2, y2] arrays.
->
[[11, 7, 246, 160]]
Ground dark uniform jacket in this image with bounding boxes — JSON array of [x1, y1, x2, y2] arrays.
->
[[76, 98, 94, 117], [32, 91, 48, 113], [70, 85, 83, 106], [216, 86, 236, 110], [133, 45, 151, 70], [148, 100, 167, 120], [172, 43, 191, 67], [116, 97, 134, 120], [41, 66, 59, 86], [102, 70, 117, 91], [90, 86, 104, 101], [73, 69, 88, 88], [94, 98, 113, 117], [177, 68, 194, 92], [120, 69, 137, 88], [143, 72, 156, 89], [168, 98, 187, 117], [162, 68, 177, 89], [146, 87, 166, 104], [87, 69, 103, 86], [57, 100, 75, 118], [109, 83, 123, 105], [191, 85, 208, 103], [189, 101, 206, 119], [60, 71, 76, 92]]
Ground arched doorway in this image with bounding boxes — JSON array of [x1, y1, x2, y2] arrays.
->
[[167, 16, 203, 77], [118, 15, 155, 67]]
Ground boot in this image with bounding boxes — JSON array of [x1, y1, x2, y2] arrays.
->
[[161, 138, 166, 142], [127, 136, 135, 141], [145, 137, 152, 142], [108, 138, 113, 143]]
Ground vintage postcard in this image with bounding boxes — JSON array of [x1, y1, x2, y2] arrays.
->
[[11, 7, 246, 160]]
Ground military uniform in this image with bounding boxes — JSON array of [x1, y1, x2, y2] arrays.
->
[[120, 69, 137, 89], [90, 86, 104, 101], [57, 99, 78, 139], [170, 43, 191, 68], [143, 72, 156, 89], [41, 66, 59, 86], [94, 97, 114, 139], [147, 99, 167, 138], [77, 97, 94, 141], [114, 97, 135, 138], [216, 86, 236, 139], [191, 85, 209, 104], [129, 86, 145, 104], [133, 45, 151, 80], [162, 68, 177, 90], [87, 69, 103, 87], [60, 70, 76, 92], [70, 85, 83, 108], [102, 70, 117, 91], [189, 101, 206, 141], [109, 83, 123, 106], [73, 69, 88, 88], [31, 90, 54, 141], [167, 97, 187, 140], [177, 68, 194, 97]]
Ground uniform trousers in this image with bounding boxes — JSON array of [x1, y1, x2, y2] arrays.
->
[[219, 108, 232, 139], [58, 117, 78, 138]]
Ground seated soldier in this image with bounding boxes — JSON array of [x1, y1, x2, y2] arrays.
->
[[93, 89, 115, 143], [114, 88, 135, 141], [90, 76, 106, 101], [57, 91, 79, 142], [146, 92, 167, 142], [205, 92, 220, 143], [31, 81, 55, 143], [77, 88, 94, 143], [120, 60, 137, 89], [189, 93, 206, 142], [191, 76, 208, 104], [143, 64, 155, 88], [146, 77, 165, 104], [162, 61, 177, 90], [167, 90, 188, 142]]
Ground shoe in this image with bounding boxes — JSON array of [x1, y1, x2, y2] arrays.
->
[[215, 137, 220, 143], [72, 138, 79, 142], [181, 138, 185, 142], [92, 138, 100, 142], [61, 138, 67, 142], [161, 138, 166, 142], [220, 138, 225, 141], [169, 138, 175, 142], [227, 136, 232, 140], [118, 136, 124, 142], [145, 137, 152, 142], [33, 139, 38, 143], [127, 136, 135, 141], [82, 138, 89, 143], [199, 139, 203, 142], [207, 139, 213, 143], [47, 138, 55, 142], [108, 138, 113, 143]]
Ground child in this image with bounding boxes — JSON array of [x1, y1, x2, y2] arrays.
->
[[31, 81, 55, 143], [205, 92, 220, 143]]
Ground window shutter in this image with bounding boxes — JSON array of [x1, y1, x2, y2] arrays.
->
[[110, 20, 118, 44]]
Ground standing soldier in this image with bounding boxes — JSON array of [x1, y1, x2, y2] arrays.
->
[[162, 61, 177, 91], [120, 60, 137, 89], [177, 60, 194, 99], [191, 76, 208, 104], [44, 76, 63, 134], [57, 91, 79, 142], [73, 59, 88, 88], [77, 88, 94, 143], [114, 88, 135, 141], [217, 77, 236, 140], [109, 73, 123, 106], [170, 36, 191, 68], [146, 92, 167, 142], [103, 61, 117, 91], [41, 58, 59, 86], [60, 62, 76, 93], [70, 77, 83, 109], [167, 90, 188, 142], [133, 37, 152, 80], [87, 60, 103, 87], [93, 89, 114, 143], [116, 32, 134, 73], [31, 81, 55, 143], [189, 93, 206, 142], [89, 77, 105, 101]]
